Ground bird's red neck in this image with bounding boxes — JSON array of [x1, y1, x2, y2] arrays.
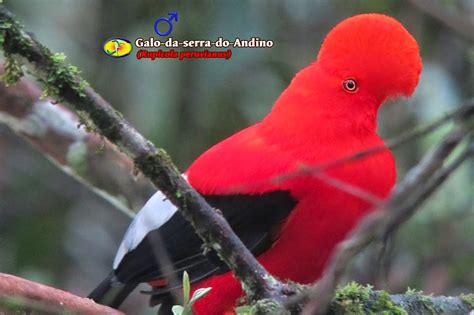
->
[[261, 63, 381, 144]]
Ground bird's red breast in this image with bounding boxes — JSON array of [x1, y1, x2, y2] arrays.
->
[[184, 13, 420, 315], [99, 13, 421, 315]]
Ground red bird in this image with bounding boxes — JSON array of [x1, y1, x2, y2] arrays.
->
[[89, 14, 421, 314]]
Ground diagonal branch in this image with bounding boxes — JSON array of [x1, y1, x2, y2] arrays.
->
[[0, 70, 156, 217], [298, 126, 474, 314], [237, 100, 474, 192], [1, 4, 473, 314], [0, 4, 285, 304], [272, 100, 474, 186]]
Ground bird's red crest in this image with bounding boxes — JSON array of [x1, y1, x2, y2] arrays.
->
[[317, 14, 422, 102]]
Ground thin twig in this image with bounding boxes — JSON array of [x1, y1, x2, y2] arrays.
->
[[239, 100, 474, 192], [297, 127, 473, 314], [312, 171, 383, 206]]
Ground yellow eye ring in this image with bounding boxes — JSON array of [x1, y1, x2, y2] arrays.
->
[[342, 78, 358, 93]]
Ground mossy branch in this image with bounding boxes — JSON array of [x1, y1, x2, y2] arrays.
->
[[237, 282, 474, 314], [297, 115, 474, 314], [328, 283, 473, 315], [0, 4, 286, 305]]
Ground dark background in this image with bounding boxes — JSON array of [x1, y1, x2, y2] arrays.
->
[[0, 1, 472, 314]]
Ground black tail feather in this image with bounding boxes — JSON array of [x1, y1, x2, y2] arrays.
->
[[88, 272, 137, 309]]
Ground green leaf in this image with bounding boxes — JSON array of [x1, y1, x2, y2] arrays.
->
[[183, 271, 190, 305], [190, 287, 212, 305]]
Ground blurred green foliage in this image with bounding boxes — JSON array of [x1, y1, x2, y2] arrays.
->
[[0, 1, 472, 313]]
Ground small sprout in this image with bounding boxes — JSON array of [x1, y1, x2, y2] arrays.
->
[[405, 287, 416, 294], [183, 271, 190, 305], [171, 271, 212, 315]]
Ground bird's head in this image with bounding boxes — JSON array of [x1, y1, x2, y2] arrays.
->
[[316, 14, 422, 105], [264, 14, 422, 134]]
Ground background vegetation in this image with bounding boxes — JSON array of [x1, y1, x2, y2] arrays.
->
[[0, 1, 472, 314]]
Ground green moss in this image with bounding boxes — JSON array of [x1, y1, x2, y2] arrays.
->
[[51, 51, 66, 63], [333, 282, 370, 314], [38, 52, 90, 100], [460, 293, 474, 310], [134, 149, 181, 187], [333, 283, 409, 314], [0, 10, 90, 102], [370, 291, 407, 315], [0, 11, 33, 61], [0, 53, 23, 84]]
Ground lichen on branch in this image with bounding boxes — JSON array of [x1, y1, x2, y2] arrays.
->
[[328, 283, 473, 315]]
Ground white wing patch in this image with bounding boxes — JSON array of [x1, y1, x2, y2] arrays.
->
[[112, 175, 188, 269]]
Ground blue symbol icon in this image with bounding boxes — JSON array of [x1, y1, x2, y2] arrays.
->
[[154, 12, 178, 36]]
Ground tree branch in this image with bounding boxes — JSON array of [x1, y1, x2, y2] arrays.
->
[[0, 4, 286, 304], [264, 100, 474, 188], [326, 283, 473, 314], [0, 272, 124, 314], [1, 4, 472, 314], [297, 125, 474, 314], [0, 70, 156, 217]]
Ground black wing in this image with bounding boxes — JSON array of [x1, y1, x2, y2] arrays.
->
[[114, 190, 297, 299]]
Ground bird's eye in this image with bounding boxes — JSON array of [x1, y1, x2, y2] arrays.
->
[[342, 78, 358, 93]]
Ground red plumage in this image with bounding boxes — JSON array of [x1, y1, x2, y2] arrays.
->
[[89, 13, 421, 315], [186, 14, 421, 314]]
